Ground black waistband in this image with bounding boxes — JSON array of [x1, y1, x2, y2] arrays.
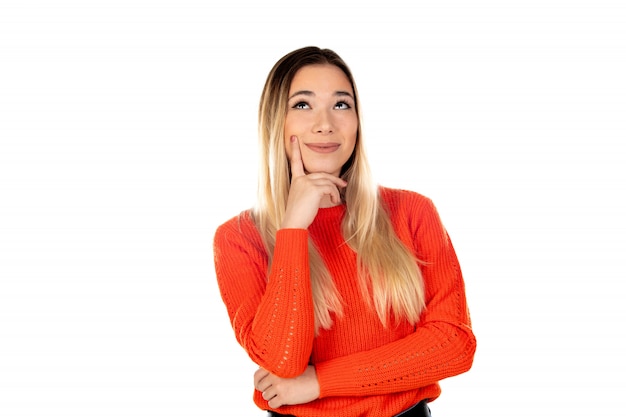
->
[[267, 399, 431, 417]]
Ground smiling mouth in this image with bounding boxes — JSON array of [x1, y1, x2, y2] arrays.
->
[[305, 143, 341, 153]]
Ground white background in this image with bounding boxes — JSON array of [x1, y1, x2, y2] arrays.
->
[[1, 1, 625, 416]]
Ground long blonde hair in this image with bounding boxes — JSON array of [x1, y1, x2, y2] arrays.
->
[[253, 46, 425, 331]]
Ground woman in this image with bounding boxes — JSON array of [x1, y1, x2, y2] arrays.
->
[[213, 46, 476, 417]]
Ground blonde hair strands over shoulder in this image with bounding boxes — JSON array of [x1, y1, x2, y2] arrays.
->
[[253, 46, 425, 332]]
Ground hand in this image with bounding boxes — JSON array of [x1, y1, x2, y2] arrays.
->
[[254, 366, 320, 409], [281, 136, 347, 229]]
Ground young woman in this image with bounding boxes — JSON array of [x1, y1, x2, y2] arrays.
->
[[213, 46, 476, 417]]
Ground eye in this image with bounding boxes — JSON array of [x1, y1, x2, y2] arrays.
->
[[292, 101, 310, 109], [334, 101, 351, 110]]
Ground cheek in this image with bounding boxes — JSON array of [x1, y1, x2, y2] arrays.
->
[[283, 122, 295, 154], [343, 118, 358, 145], [283, 118, 292, 157], [284, 137, 292, 160]]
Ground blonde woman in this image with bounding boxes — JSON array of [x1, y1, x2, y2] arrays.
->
[[213, 46, 476, 417]]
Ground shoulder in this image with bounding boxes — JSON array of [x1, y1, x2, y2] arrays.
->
[[378, 185, 435, 213], [377, 186, 444, 236], [213, 210, 262, 248], [215, 209, 252, 232]]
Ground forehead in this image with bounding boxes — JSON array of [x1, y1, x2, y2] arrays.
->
[[289, 64, 353, 94]]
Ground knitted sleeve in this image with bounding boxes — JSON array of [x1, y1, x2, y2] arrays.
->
[[315, 195, 477, 398], [213, 214, 315, 378]]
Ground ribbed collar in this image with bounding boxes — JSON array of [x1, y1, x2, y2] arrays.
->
[[312, 203, 346, 223]]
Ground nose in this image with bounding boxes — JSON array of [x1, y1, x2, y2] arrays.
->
[[312, 109, 334, 135]]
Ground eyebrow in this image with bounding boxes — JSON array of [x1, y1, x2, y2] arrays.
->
[[288, 90, 354, 100]]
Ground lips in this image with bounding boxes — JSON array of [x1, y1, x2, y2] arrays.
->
[[304, 143, 341, 153]]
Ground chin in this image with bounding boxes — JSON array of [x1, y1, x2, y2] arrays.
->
[[304, 165, 339, 175], [302, 159, 342, 175]]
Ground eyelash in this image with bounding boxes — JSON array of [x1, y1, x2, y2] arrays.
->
[[291, 100, 352, 110], [335, 101, 351, 110]]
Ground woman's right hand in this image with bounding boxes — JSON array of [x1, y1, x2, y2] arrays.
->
[[281, 136, 347, 230], [254, 365, 320, 408]]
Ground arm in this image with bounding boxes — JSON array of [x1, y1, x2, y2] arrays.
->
[[213, 220, 315, 377], [213, 136, 346, 378], [315, 197, 476, 397]]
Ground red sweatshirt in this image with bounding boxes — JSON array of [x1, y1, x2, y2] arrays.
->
[[213, 187, 476, 416]]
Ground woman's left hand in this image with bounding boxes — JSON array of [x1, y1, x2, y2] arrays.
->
[[253, 365, 320, 408]]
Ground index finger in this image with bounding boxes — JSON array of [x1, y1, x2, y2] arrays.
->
[[289, 135, 305, 178]]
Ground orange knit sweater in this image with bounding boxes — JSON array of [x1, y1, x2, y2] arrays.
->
[[213, 187, 476, 416]]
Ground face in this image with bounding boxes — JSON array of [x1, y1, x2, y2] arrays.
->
[[284, 64, 358, 177]]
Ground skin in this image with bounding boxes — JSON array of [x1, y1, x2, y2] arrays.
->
[[253, 64, 359, 408], [281, 64, 357, 229], [254, 365, 320, 409]]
